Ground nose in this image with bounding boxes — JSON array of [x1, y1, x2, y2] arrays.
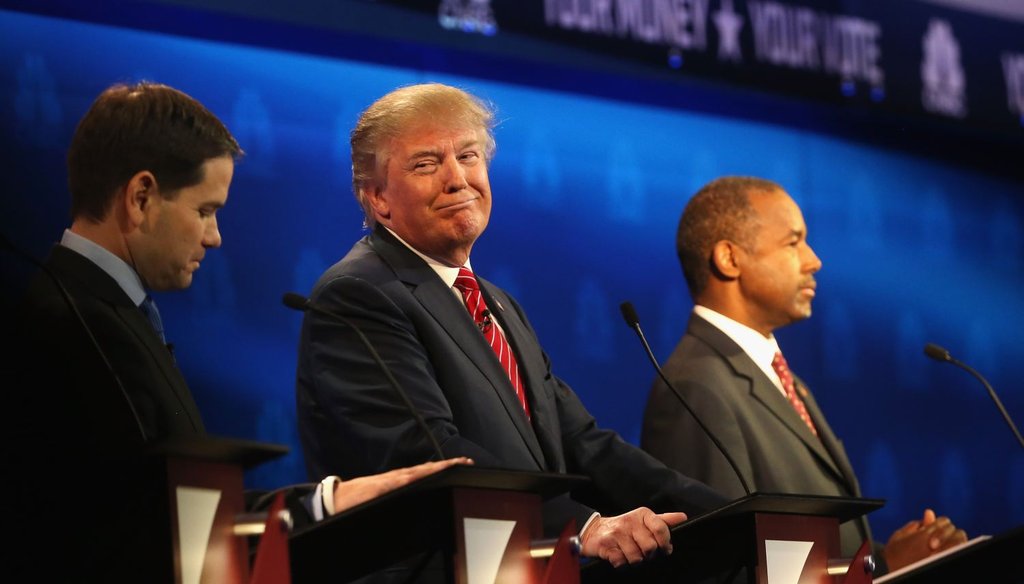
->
[[802, 242, 822, 273], [441, 156, 468, 193], [204, 216, 222, 249]]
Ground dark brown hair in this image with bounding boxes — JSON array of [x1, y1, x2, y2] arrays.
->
[[67, 82, 242, 221]]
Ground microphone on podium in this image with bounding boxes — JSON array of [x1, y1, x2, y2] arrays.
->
[[282, 292, 445, 461], [619, 301, 752, 495], [924, 342, 1024, 450]]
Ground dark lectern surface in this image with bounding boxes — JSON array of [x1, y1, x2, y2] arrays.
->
[[684, 492, 884, 527], [289, 466, 588, 583], [878, 525, 1024, 584], [148, 434, 289, 469], [582, 492, 884, 584]]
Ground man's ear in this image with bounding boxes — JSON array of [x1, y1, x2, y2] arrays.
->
[[710, 240, 742, 280], [122, 171, 158, 228], [364, 184, 390, 222]]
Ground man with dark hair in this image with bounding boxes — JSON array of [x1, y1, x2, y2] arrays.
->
[[295, 83, 728, 579], [641, 176, 967, 573], [8, 82, 466, 581]]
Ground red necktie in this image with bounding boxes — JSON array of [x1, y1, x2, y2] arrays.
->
[[454, 267, 530, 420], [771, 351, 817, 436]]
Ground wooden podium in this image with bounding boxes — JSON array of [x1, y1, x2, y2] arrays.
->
[[289, 466, 588, 584], [581, 493, 883, 584], [147, 435, 288, 584]]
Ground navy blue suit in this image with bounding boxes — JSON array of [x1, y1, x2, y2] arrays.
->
[[296, 227, 727, 535]]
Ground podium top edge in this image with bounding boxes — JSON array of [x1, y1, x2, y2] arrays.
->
[[147, 435, 289, 469], [398, 465, 589, 498], [687, 492, 885, 526]]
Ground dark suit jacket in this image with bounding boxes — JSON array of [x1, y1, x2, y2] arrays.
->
[[7, 244, 205, 581], [296, 228, 726, 536], [641, 313, 874, 561], [5, 245, 321, 581]]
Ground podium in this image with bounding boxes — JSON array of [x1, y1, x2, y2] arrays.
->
[[147, 435, 288, 584], [289, 466, 588, 584], [581, 493, 883, 584]]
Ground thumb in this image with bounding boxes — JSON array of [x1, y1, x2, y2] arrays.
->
[[922, 509, 936, 524], [657, 512, 689, 527]]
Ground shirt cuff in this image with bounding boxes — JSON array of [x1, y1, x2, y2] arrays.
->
[[314, 475, 342, 521], [579, 512, 601, 539]]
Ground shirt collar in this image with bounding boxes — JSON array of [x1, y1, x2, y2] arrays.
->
[[693, 304, 784, 392], [60, 229, 148, 306], [383, 226, 472, 288]]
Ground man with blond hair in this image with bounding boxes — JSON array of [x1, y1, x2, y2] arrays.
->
[[295, 83, 728, 578]]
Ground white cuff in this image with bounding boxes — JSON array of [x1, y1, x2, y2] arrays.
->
[[579, 512, 600, 539], [316, 475, 342, 520]]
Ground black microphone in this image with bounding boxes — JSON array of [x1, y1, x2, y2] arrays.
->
[[924, 342, 1024, 450], [620, 301, 752, 496], [282, 292, 445, 461], [1, 233, 147, 441]]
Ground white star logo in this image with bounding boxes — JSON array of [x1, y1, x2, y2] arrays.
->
[[714, 0, 744, 62]]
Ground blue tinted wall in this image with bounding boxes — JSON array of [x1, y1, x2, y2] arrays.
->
[[1, 7, 1022, 543]]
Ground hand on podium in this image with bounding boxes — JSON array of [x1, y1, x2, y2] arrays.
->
[[330, 457, 474, 514], [881, 508, 968, 571], [579, 507, 688, 567]]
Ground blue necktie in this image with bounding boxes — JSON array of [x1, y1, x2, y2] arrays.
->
[[139, 295, 166, 344]]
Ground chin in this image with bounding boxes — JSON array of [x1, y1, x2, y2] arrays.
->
[[172, 275, 194, 290]]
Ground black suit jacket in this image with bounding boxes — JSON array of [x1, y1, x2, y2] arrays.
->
[[296, 228, 727, 535], [641, 313, 874, 560]]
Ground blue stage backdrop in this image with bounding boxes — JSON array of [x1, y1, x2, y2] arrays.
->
[[1, 7, 1022, 544]]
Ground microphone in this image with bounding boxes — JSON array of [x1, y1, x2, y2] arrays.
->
[[1, 232, 147, 441], [924, 342, 1024, 450], [282, 292, 445, 461], [619, 301, 752, 495]]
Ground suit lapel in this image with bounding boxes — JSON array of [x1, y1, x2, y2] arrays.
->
[[369, 230, 546, 468], [112, 303, 204, 431], [797, 381, 861, 496], [477, 280, 562, 470], [48, 246, 204, 434], [688, 315, 847, 484]]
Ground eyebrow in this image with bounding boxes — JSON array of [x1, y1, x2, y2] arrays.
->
[[406, 138, 482, 161]]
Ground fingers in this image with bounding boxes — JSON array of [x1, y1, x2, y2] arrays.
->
[[926, 517, 967, 551], [331, 457, 473, 514], [646, 512, 686, 553], [883, 513, 968, 571], [658, 511, 689, 528], [404, 456, 474, 479], [580, 508, 687, 568], [608, 531, 646, 566]]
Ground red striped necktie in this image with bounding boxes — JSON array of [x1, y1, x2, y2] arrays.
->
[[771, 351, 818, 436], [453, 267, 530, 420]]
